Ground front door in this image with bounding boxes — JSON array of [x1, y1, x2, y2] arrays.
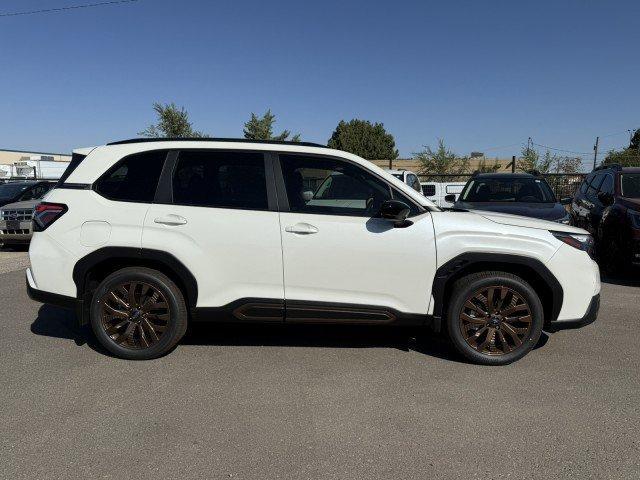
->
[[276, 153, 436, 321]]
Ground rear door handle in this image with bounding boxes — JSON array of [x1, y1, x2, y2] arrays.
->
[[154, 214, 187, 226], [285, 223, 318, 235]]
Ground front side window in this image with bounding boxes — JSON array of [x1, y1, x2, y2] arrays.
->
[[621, 174, 640, 198], [460, 177, 556, 203], [172, 151, 268, 210], [95, 150, 167, 202], [280, 155, 407, 217]]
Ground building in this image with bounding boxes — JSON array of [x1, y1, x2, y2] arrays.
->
[[370, 156, 515, 174], [0, 148, 71, 180], [0, 148, 71, 165]]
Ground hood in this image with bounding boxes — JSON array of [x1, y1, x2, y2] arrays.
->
[[456, 201, 568, 221], [0, 199, 40, 210], [474, 210, 587, 234]]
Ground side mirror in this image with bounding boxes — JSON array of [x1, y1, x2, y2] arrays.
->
[[379, 200, 411, 227], [302, 190, 314, 202], [560, 197, 572, 205], [444, 194, 457, 203]]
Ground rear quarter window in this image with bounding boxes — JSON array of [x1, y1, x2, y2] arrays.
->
[[94, 150, 168, 202]]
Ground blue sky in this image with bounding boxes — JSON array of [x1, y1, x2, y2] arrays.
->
[[0, 0, 638, 166]]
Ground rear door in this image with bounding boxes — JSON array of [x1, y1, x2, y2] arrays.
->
[[276, 153, 436, 320], [141, 149, 284, 316]]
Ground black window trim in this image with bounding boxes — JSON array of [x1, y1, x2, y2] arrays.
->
[[92, 149, 171, 204], [153, 148, 277, 212], [273, 151, 425, 218]]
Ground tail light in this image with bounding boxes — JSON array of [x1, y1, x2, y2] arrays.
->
[[33, 202, 67, 232]]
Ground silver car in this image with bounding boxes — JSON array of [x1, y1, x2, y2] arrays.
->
[[0, 179, 57, 247]]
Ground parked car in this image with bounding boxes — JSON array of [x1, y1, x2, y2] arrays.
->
[[421, 181, 467, 208], [0, 180, 53, 208], [27, 139, 599, 365], [449, 173, 572, 223], [571, 164, 640, 269], [386, 169, 423, 193], [0, 181, 54, 247]]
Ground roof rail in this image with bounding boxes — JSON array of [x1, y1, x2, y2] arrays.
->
[[594, 163, 621, 171], [106, 137, 328, 148]]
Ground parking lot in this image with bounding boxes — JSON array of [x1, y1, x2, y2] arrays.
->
[[1, 250, 639, 480]]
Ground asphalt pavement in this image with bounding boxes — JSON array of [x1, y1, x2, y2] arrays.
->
[[1, 256, 639, 479]]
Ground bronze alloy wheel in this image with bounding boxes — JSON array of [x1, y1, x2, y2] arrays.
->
[[459, 285, 533, 356], [99, 281, 170, 350]]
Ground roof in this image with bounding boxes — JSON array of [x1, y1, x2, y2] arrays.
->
[[106, 137, 328, 148]]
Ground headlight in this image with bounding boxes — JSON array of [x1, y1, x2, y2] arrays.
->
[[555, 212, 571, 224], [551, 231, 594, 256], [628, 210, 640, 230]]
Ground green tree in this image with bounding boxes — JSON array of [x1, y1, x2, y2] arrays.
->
[[554, 156, 582, 174], [630, 129, 640, 150], [327, 119, 398, 160], [518, 146, 552, 173], [603, 148, 640, 167], [414, 139, 470, 178], [139, 102, 208, 138], [601, 129, 640, 167], [243, 109, 300, 142]]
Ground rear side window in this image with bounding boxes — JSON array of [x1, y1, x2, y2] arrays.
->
[[94, 150, 167, 202], [172, 151, 268, 210], [422, 184, 436, 196]]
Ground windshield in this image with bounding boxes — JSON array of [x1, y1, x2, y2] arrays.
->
[[461, 177, 556, 203], [621, 174, 640, 198], [0, 183, 31, 198]]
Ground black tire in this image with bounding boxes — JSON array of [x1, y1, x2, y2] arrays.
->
[[446, 271, 544, 366], [90, 267, 188, 360]]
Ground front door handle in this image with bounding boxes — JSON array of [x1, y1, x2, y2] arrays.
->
[[285, 223, 318, 235], [154, 214, 187, 226]]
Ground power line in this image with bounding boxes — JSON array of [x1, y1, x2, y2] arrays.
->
[[599, 128, 639, 139], [0, 0, 139, 17], [531, 142, 595, 156]]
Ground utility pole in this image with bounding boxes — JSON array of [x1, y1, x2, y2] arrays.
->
[[511, 155, 516, 173], [593, 136, 599, 170]]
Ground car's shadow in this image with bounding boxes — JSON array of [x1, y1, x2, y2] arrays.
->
[[30, 305, 550, 363]]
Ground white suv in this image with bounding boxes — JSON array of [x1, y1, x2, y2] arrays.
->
[[27, 139, 600, 365]]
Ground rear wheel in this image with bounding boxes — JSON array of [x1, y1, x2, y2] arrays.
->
[[446, 272, 544, 365], [90, 267, 188, 360]]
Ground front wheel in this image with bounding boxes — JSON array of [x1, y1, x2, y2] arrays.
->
[[90, 267, 188, 360], [446, 272, 544, 365]]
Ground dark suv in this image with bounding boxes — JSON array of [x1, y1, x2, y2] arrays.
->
[[571, 164, 640, 268], [449, 173, 572, 223]]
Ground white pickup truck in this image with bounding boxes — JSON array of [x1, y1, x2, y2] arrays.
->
[[421, 181, 467, 208]]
